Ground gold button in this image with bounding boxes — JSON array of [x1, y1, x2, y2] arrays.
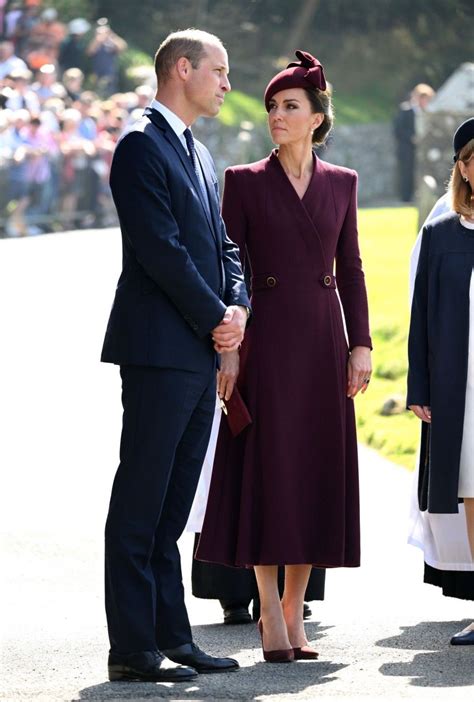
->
[[324, 275, 331, 287], [266, 276, 276, 287]]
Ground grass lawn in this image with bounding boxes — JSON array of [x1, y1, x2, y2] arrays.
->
[[355, 206, 421, 470], [218, 90, 268, 128]]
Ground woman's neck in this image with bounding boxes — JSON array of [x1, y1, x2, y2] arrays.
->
[[277, 141, 313, 178]]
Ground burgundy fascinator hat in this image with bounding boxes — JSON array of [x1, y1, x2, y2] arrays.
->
[[264, 50, 327, 111]]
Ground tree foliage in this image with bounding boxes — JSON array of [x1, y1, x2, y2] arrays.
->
[[48, 0, 473, 120]]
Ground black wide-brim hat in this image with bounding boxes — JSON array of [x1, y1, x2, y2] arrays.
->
[[453, 117, 474, 162]]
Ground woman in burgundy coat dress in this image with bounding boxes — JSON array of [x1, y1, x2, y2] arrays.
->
[[197, 51, 372, 662]]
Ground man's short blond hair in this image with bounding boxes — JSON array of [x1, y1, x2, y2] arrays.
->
[[412, 83, 435, 99], [154, 29, 224, 85]]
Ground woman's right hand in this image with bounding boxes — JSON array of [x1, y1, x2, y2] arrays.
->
[[409, 405, 432, 423], [217, 350, 240, 401]]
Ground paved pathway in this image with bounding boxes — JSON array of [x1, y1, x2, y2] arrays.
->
[[1, 231, 472, 701]]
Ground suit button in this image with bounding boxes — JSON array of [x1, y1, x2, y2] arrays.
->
[[324, 275, 332, 287], [266, 276, 277, 288]]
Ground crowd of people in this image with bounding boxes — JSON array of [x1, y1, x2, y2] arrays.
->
[[0, 1, 144, 237]]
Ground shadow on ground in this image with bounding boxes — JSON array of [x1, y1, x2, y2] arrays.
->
[[376, 620, 474, 688], [75, 622, 347, 700]]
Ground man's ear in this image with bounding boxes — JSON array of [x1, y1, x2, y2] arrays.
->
[[176, 57, 191, 81]]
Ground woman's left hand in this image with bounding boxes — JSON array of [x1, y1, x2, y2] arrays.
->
[[347, 346, 372, 398]]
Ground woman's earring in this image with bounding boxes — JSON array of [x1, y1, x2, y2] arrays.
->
[[464, 176, 469, 182]]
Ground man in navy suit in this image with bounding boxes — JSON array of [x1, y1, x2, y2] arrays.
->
[[101, 29, 250, 683]]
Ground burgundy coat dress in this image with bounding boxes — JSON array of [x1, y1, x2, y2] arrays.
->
[[197, 151, 372, 568]]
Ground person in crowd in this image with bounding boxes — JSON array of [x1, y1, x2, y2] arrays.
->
[[13, 3, 40, 58], [89, 113, 117, 226], [86, 19, 127, 97], [135, 83, 154, 111], [57, 107, 95, 225], [408, 117, 474, 646], [197, 50, 372, 663], [27, 7, 66, 62], [40, 95, 63, 131], [23, 113, 57, 233], [75, 90, 97, 139], [5, 68, 39, 113], [0, 39, 27, 82], [101, 29, 250, 683], [31, 63, 66, 104], [58, 18, 90, 75], [2, 2, 23, 42], [3, 107, 30, 236], [393, 83, 435, 202], [62, 67, 84, 104]]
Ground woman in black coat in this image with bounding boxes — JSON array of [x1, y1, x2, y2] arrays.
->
[[408, 117, 474, 645]]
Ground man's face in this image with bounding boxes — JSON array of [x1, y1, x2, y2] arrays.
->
[[0, 42, 13, 61], [184, 42, 230, 119]]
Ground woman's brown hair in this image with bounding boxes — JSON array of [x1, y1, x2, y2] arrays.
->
[[304, 87, 334, 146], [449, 138, 474, 216]]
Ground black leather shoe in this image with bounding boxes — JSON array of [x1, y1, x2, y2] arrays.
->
[[223, 605, 252, 625], [303, 602, 312, 620], [162, 642, 239, 674], [450, 628, 474, 645], [108, 650, 198, 682]]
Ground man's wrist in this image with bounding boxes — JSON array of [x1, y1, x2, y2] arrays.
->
[[238, 305, 250, 320]]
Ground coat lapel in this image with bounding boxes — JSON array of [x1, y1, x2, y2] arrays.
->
[[145, 109, 218, 243], [268, 151, 329, 267], [195, 141, 222, 253]]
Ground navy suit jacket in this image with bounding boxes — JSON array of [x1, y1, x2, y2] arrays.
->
[[101, 109, 250, 372]]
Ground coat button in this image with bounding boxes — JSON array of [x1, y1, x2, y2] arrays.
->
[[324, 275, 332, 287], [266, 276, 277, 287]]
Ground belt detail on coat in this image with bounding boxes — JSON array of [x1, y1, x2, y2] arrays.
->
[[251, 273, 336, 291]]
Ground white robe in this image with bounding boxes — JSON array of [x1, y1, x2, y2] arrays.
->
[[408, 194, 474, 571], [186, 396, 221, 533]]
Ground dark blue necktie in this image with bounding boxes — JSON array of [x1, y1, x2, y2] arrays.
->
[[184, 128, 210, 212]]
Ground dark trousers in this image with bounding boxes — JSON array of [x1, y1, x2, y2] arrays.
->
[[397, 143, 415, 202], [105, 365, 216, 653]]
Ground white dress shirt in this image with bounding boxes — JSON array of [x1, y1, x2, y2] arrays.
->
[[149, 98, 188, 151]]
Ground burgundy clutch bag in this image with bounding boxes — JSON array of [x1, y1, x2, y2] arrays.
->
[[220, 387, 252, 437]]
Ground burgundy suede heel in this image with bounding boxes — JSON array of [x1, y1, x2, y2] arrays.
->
[[257, 619, 294, 663], [293, 645, 319, 660]]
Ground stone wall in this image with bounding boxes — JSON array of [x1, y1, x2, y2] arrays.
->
[[322, 123, 397, 206], [194, 118, 398, 206], [416, 111, 472, 225]]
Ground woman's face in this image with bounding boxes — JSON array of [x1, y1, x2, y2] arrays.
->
[[267, 88, 323, 146]]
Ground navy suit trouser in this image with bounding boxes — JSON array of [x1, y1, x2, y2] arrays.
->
[[105, 364, 216, 653]]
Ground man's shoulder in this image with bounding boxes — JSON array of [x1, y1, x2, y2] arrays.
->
[[114, 117, 169, 164], [118, 115, 161, 144]]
